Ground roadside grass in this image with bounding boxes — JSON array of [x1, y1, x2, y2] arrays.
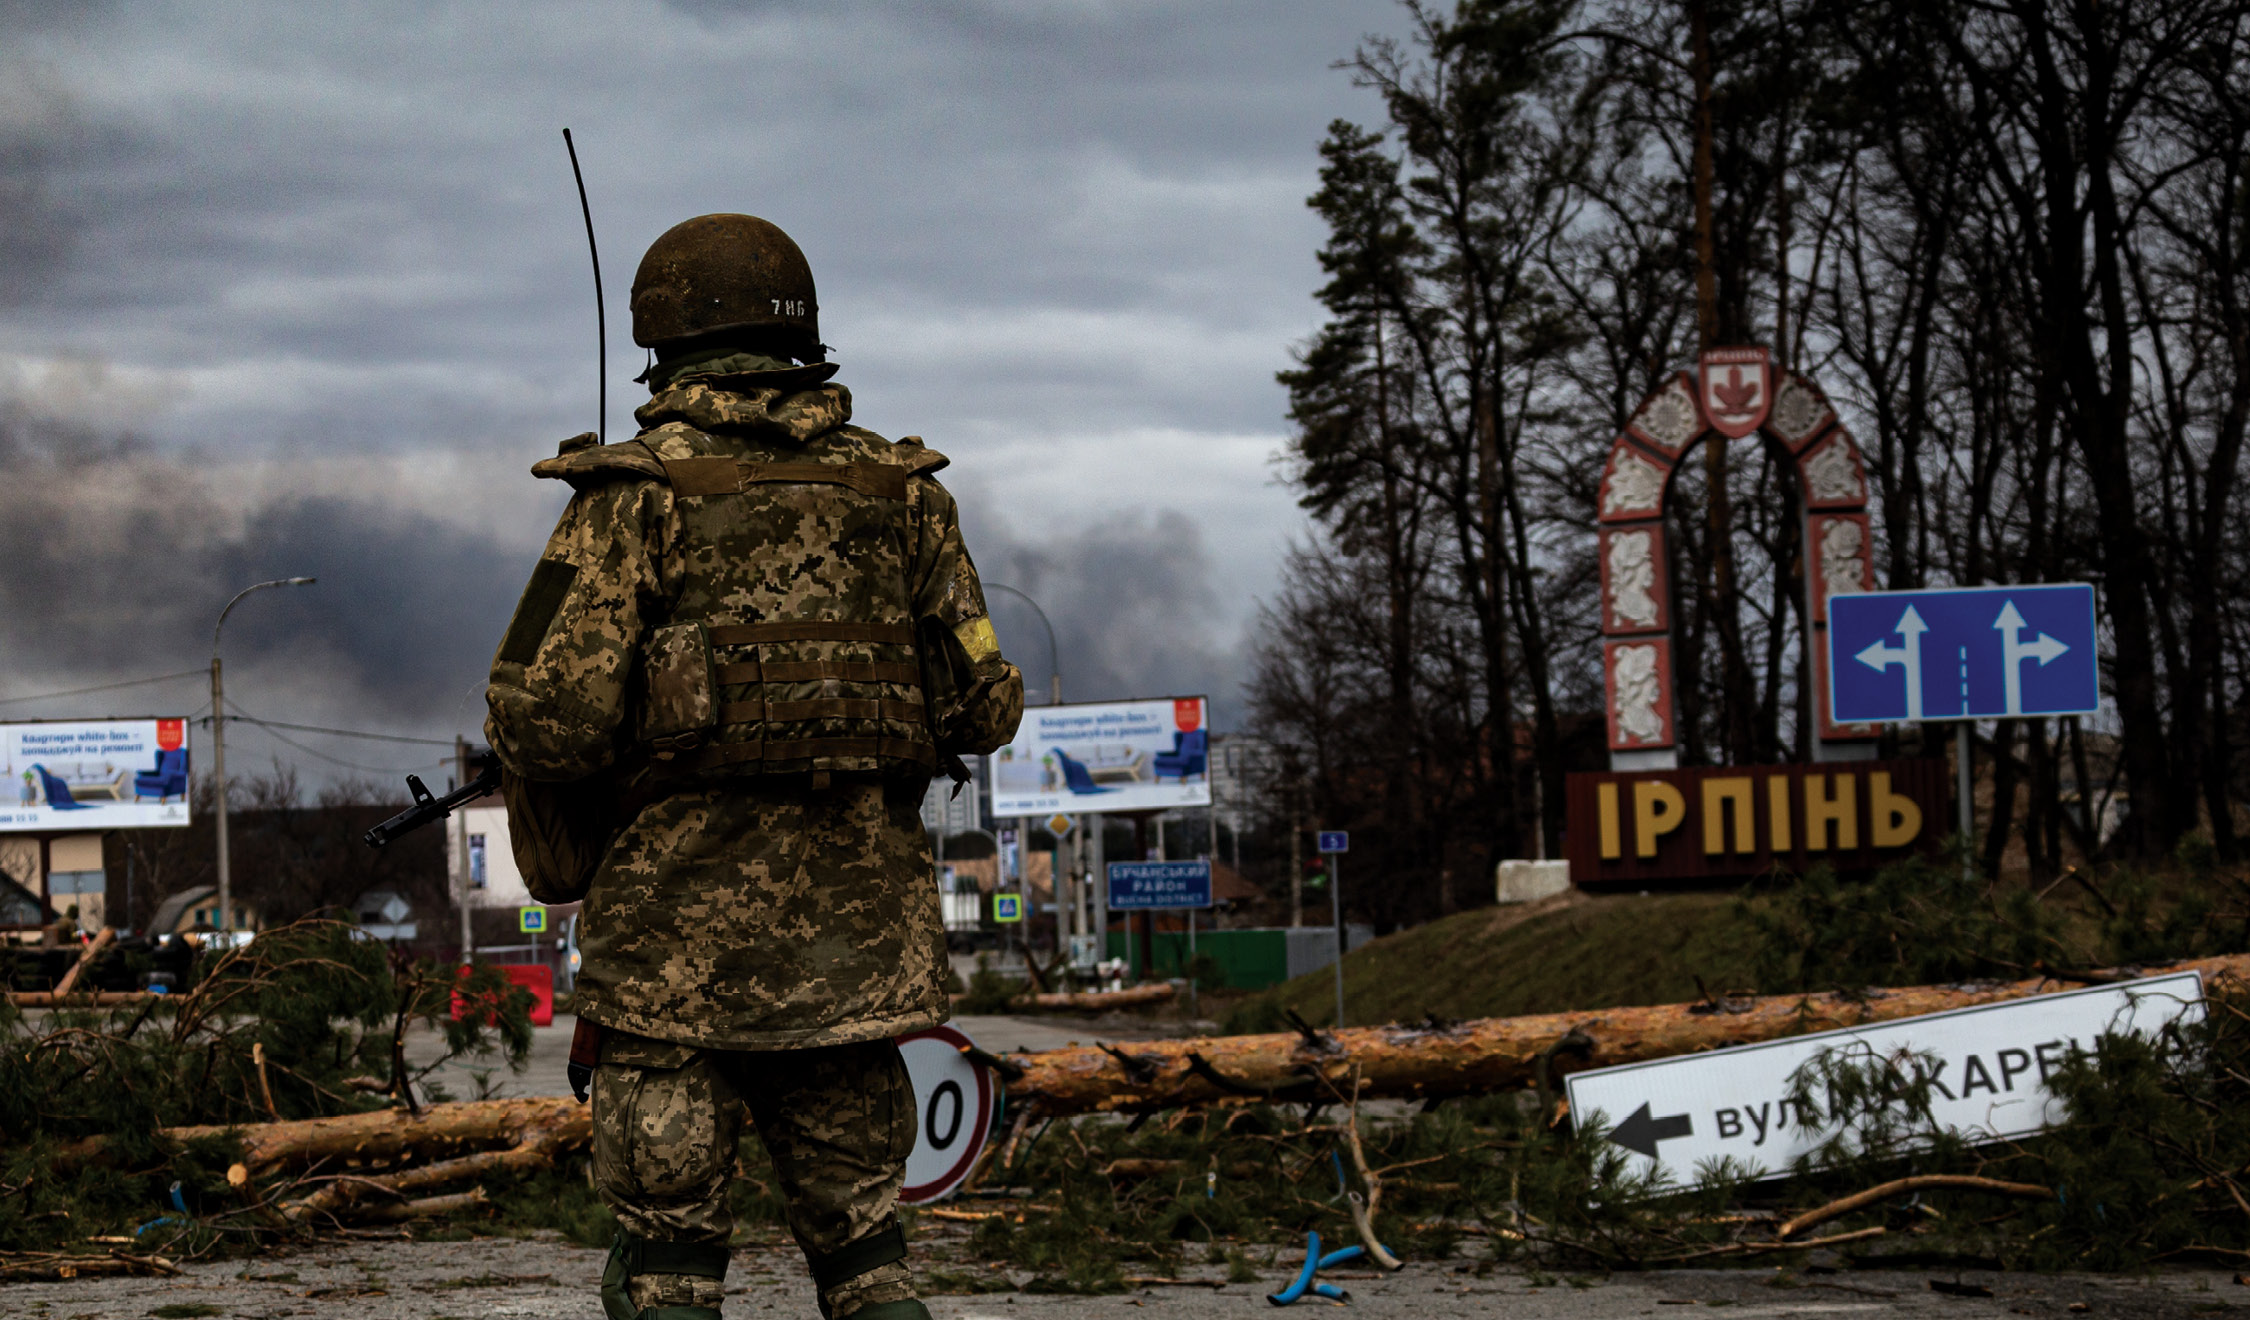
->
[[1225, 889, 1759, 1031]]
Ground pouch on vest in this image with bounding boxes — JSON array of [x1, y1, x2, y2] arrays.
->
[[501, 769, 623, 905], [639, 621, 716, 755]]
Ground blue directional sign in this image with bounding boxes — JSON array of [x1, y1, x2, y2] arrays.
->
[[1829, 584, 2099, 724], [1106, 860, 1213, 910], [1316, 831, 1349, 854]]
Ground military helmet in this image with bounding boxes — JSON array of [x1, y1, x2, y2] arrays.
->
[[630, 214, 822, 362]]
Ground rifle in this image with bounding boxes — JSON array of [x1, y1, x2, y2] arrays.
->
[[363, 764, 501, 849]]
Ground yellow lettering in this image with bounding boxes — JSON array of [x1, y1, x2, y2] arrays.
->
[[1804, 772, 1858, 851], [1702, 776, 1755, 855], [1870, 771, 1922, 847], [1633, 780, 1688, 858], [1597, 782, 1622, 861], [1767, 775, 1793, 851]]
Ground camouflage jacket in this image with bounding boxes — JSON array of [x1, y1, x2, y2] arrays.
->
[[485, 371, 1023, 1050]]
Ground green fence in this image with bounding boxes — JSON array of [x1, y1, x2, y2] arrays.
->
[[1106, 928, 1290, 990]]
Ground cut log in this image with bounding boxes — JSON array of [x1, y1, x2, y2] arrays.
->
[[54, 1094, 591, 1176], [349, 1187, 489, 1223], [1009, 983, 1176, 1012], [278, 1112, 584, 1223], [50, 927, 116, 998], [184, 1094, 589, 1172], [1002, 954, 2250, 1117]]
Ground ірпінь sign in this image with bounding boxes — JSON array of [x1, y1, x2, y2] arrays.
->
[[1564, 759, 1947, 886], [1828, 584, 2099, 724], [1565, 971, 2203, 1187], [1106, 859, 1213, 911]]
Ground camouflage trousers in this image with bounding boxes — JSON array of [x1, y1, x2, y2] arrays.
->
[[593, 1030, 919, 1318]]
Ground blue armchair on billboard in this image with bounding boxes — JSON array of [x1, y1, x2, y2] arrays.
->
[[1153, 729, 1207, 783], [1051, 747, 1115, 795], [136, 749, 189, 802]]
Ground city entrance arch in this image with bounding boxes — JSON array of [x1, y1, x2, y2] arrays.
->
[[1596, 346, 1879, 770]]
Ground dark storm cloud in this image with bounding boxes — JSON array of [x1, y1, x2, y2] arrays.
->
[[0, 2, 1399, 770], [0, 388, 534, 737], [979, 508, 1242, 726]]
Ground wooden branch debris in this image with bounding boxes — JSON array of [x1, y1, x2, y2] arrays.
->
[[1775, 1174, 2054, 1239], [0, 1249, 179, 1281], [1008, 983, 1176, 1012], [50, 927, 116, 998], [6, 991, 154, 1007], [1003, 953, 2250, 1117], [179, 1094, 589, 1173]]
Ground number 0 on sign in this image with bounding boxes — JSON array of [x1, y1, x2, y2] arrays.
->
[[894, 1025, 998, 1204]]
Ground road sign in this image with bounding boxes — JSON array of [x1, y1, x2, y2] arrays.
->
[[1106, 859, 1212, 910], [1316, 831, 1349, 854], [992, 893, 1023, 923], [896, 1024, 997, 1204], [1829, 584, 2099, 723], [1047, 813, 1074, 838], [1565, 971, 2203, 1187], [517, 907, 546, 934]]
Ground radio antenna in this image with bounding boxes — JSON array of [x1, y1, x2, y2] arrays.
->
[[562, 127, 605, 443]]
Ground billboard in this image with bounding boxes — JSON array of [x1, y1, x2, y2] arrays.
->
[[2, 719, 193, 832], [989, 697, 1211, 817]]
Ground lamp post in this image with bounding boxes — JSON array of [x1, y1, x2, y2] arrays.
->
[[211, 577, 316, 938], [982, 582, 1061, 706]]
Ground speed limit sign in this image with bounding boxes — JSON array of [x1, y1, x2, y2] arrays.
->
[[895, 1024, 998, 1204]]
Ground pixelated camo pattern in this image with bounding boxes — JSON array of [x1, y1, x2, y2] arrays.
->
[[593, 1036, 918, 1312], [486, 375, 1023, 1047]]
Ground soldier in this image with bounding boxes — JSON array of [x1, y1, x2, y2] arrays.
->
[[484, 213, 1024, 1320]]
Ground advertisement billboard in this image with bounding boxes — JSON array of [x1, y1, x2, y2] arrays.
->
[[989, 697, 1211, 817], [2, 719, 193, 832]]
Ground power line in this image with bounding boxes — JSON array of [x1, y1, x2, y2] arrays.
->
[[220, 715, 458, 747], [219, 706, 452, 777], [0, 669, 206, 708]]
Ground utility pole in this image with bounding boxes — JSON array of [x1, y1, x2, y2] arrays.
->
[[456, 736, 474, 964], [210, 576, 315, 939]]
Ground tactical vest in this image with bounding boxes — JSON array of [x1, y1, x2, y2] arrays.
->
[[539, 416, 944, 786]]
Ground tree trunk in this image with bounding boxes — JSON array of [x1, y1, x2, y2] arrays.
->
[[1001, 954, 2249, 1117]]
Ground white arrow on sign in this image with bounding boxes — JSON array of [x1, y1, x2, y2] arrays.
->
[[1994, 601, 2069, 716], [1854, 604, 1928, 719]]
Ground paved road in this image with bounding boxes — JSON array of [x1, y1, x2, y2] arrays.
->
[[406, 1013, 1174, 1100], [7, 1235, 2241, 1318]]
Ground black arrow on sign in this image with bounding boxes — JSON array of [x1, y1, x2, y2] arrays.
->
[[1609, 1102, 1693, 1158]]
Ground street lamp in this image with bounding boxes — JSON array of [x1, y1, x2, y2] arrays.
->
[[983, 582, 1061, 706], [211, 577, 316, 938]]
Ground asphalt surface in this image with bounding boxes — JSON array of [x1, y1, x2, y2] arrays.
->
[[6, 1234, 2243, 1318]]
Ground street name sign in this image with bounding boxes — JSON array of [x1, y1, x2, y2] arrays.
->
[[1317, 831, 1349, 854], [1829, 584, 2099, 724], [1106, 859, 1213, 910], [1565, 971, 2203, 1187], [897, 1024, 996, 1204]]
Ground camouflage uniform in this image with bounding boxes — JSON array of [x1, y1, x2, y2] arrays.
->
[[486, 360, 1023, 1319]]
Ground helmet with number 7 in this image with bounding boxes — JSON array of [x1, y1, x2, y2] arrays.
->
[[629, 213, 822, 363]]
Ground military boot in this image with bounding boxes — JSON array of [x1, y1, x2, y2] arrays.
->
[[602, 1227, 731, 1320], [808, 1219, 929, 1320]]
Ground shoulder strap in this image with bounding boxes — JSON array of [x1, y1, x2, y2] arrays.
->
[[893, 434, 950, 477], [530, 435, 669, 490]]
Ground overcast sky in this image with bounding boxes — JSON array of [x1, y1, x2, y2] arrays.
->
[[0, 1, 1398, 785]]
